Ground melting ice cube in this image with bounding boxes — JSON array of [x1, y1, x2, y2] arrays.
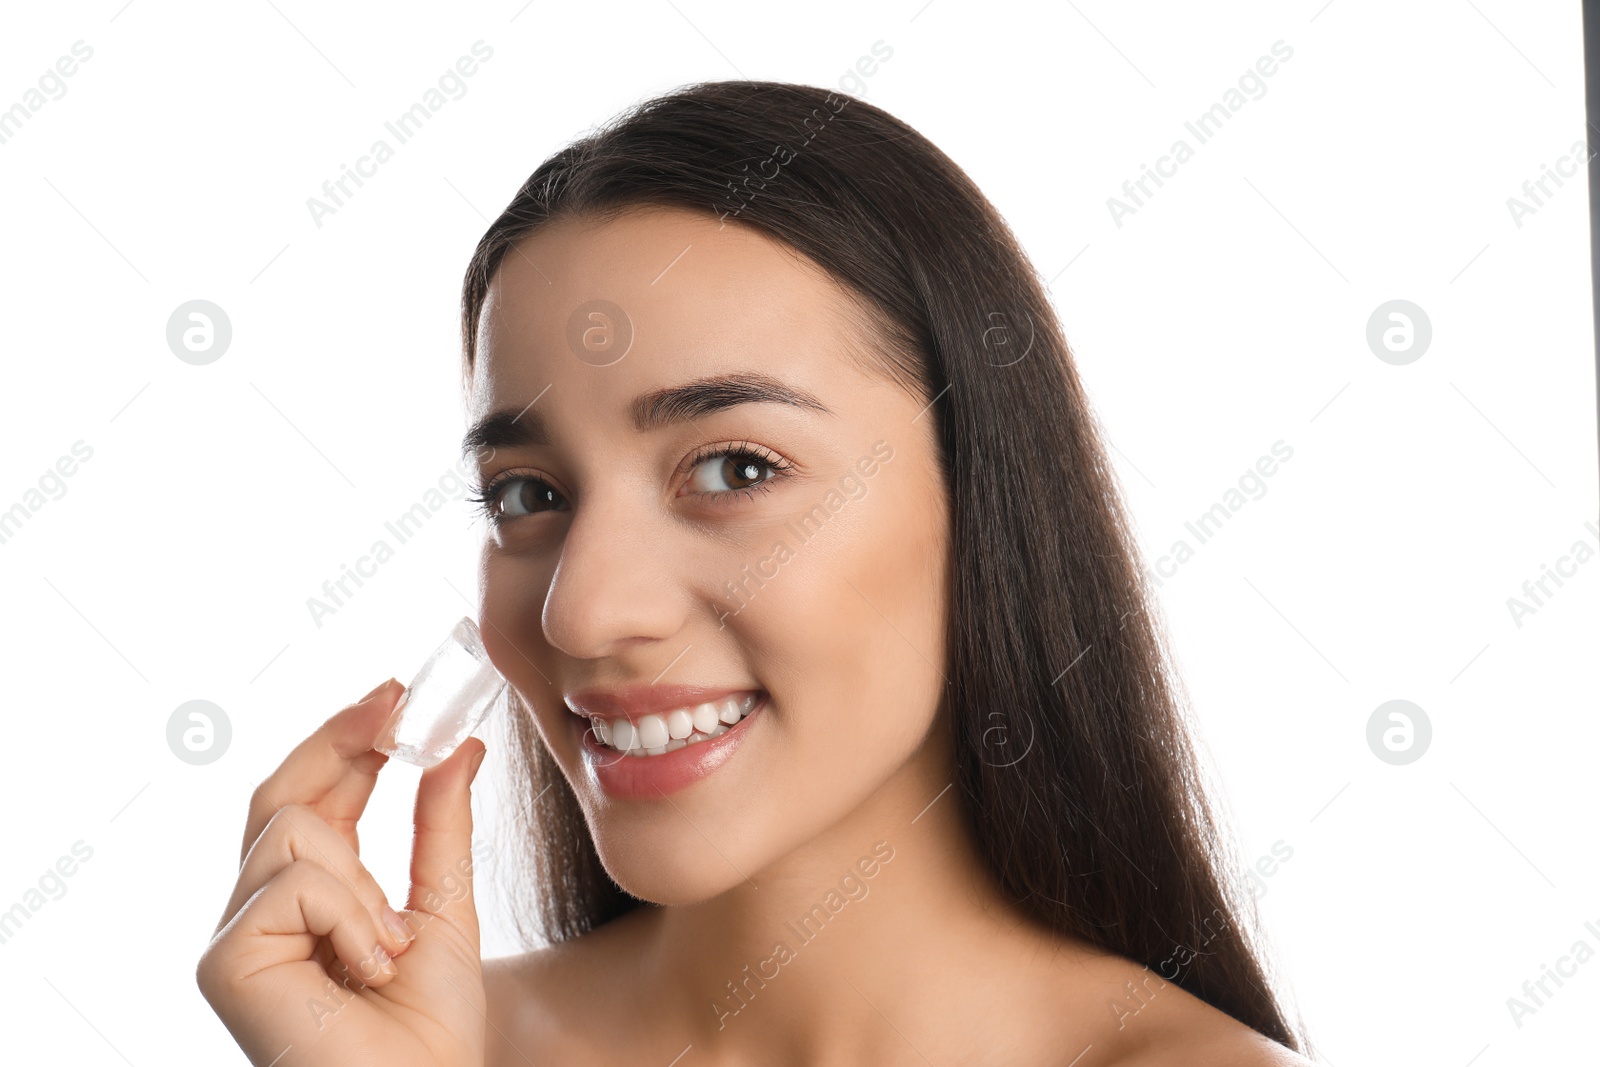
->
[[375, 616, 506, 768]]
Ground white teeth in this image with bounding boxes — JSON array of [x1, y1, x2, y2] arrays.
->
[[589, 694, 760, 756], [610, 717, 636, 752], [690, 702, 721, 734], [636, 714, 669, 749]]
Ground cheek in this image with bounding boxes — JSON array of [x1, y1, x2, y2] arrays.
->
[[615, 463, 945, 896], [725, 457, 948, 786], [476, 544, 564, 734]]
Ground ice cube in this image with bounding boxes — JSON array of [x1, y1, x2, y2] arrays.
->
[[374, 616, 506, 768]]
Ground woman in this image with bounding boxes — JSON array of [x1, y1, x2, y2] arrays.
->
[[199, 80, 1312, 1065]]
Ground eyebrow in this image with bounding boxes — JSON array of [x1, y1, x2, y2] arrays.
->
[[461, 371, 834, 457]]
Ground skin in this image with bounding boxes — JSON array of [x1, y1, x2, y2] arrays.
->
[[197, 205, 1312, 1066], [197, 681, 490, 1066], [469, 206, 1309, 1066]]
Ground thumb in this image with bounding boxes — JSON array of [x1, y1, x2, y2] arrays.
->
[[406, 737, 486, 943]]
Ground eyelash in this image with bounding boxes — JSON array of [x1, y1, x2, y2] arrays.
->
[[467, 440, 795, 525]]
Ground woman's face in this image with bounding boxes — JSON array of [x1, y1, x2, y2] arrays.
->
[[468, 205, 949, 903]]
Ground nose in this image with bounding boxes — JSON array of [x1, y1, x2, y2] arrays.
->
[[540, 493, 687, 660]]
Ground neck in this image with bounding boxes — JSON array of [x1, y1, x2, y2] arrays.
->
[[635, 726, 1036, 1061]]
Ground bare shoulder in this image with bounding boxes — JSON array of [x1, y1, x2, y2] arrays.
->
[[1041, 947, 1310, 1067], [481, 946, 573, 1066], [482, 908, 654, 1067], [1127, 1023, 1313, 1067]]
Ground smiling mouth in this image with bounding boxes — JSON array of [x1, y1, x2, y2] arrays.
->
[[586, 692, 762, 757]]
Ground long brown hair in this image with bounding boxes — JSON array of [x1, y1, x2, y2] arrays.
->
[[459, 80, 1303, 1050]]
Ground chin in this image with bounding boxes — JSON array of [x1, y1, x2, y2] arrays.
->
[[589, 828, 753, 906]]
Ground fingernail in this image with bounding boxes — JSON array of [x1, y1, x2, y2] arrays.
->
[[383, 905, 413, 944], [469, 746, 487, 783], [374, 944, 397, 976], [361, 678, 395, 702]]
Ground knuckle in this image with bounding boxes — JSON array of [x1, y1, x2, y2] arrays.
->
[[244, 787, 273, 830], [194, 950, 215, 996], [244, 786, 291, 840], [195, 940, 232, 1003], [274, 801, 316, 823], [262, 803, 319, 844], [249, 771, 288, 813], [280, 859, 360, 917], [279, 857, 327, 893]]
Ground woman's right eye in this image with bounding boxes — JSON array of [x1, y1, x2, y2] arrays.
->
[[472, 476, 567, 522]]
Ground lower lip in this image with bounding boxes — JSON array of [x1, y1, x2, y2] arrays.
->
[[575, 694, 766, 800]]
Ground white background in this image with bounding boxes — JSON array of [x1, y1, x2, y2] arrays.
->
[[0, 1, 1594, 1063]]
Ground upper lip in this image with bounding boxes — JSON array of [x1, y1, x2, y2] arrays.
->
[[564, 684, 764, 722]]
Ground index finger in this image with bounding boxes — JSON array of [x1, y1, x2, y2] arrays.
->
[[242, 678, 402, 862]]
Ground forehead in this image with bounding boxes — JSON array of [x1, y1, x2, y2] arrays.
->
[[470, 205, 874, 416]]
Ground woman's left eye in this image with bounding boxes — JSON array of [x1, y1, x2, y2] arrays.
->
[[683, 447, 790, 497]]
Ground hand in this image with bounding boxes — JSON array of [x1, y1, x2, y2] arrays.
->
[[197, 679, 490, 1066]]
